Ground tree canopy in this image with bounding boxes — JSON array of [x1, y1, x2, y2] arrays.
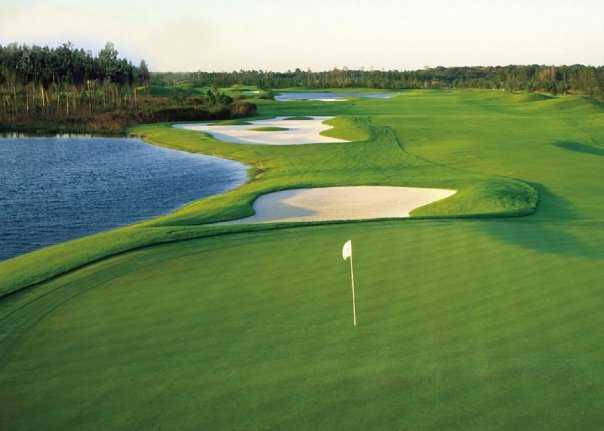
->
[[0, 42, 255, 135], [160, 65, 604, 97]]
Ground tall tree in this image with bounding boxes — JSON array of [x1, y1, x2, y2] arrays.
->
[[138, 59, 150, 86]]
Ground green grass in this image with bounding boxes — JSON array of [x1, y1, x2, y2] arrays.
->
[[208, 119, 253, 125], [320, 116, 371, 142], [249, 126, 289, 131], [284, 115, 314, 120], [2, 89, 604, 430], [150, 83, 270, 101]]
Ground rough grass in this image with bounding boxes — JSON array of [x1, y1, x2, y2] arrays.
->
[[3, 89, 604, 430]]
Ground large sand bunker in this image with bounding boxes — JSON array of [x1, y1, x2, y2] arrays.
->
[[174, 116, 348, 145], [227, 186, 456, 224]]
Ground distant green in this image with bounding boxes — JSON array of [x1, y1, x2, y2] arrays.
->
[[2, 89, 604, 430]]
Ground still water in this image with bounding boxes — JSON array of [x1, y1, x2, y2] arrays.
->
[[0, 136, 247, 261]]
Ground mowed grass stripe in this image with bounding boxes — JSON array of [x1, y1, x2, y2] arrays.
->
[[3, 217, 604, 429]]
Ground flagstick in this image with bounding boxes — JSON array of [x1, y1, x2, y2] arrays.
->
[[350, 253, 357, 327]]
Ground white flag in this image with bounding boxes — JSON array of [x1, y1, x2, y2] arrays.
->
[[342, 240, 352, 260], [342, 239, 357, 326]]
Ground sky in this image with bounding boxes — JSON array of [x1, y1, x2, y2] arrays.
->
[[0, 0, 602, 72]]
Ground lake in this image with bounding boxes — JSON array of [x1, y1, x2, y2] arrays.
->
[[0, 136, 247, 261]]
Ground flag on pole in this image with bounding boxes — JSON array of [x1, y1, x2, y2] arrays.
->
[[342, 240, 357, 326], [342, 240, 352, 261]]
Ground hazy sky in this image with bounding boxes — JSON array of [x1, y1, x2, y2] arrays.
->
[[1, 0, 602, 71]]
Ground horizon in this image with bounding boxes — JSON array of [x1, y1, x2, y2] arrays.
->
[[1, 39, 601, 72], [1, 0, 603, 72]]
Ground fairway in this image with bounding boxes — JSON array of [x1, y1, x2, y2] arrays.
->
[[1, 90, 604, 430]]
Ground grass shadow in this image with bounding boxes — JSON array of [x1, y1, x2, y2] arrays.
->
[[479, 183, 603, 258], [554, 141, 604, 157]]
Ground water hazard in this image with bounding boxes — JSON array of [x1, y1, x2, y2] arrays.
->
[[0, 136, 247, 260]]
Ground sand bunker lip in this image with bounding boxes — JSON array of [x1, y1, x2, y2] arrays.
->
[[173, 116, 348, 145], [225, 186, 457, 224]]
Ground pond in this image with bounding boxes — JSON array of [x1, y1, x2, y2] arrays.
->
[[0, 135, 247, 261]]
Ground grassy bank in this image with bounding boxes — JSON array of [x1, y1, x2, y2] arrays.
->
[[2, 89, 603, 430]]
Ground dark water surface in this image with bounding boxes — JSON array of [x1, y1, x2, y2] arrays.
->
[[0, 136, 247, 261]]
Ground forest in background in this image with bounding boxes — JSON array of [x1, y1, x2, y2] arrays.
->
[[158, 65, 604, 97], [0, 42, 255, 134], [2, 40, 602, 134]]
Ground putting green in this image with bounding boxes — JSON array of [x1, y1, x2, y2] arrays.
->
[[1, 90, 603, 430]]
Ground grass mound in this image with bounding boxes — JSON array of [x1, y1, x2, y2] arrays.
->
[[284, 116, 314, 120], [413, 178, 538, 217], [320, 117, 369, 141], [510, 92, 556, 103], [249, 126, 289, 132]]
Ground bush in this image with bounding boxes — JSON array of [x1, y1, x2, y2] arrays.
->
[[258, 90, 275, 100], [230, 101, 257, 118]]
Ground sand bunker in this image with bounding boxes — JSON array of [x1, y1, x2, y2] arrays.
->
[[174, 116, 348, 145], [310, 98, 348, 102], [227, 186, 456, 224]]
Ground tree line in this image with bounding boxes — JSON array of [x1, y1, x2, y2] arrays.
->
[[164, 65, 604, 97], [0, 42, 255, 134], [0, 42, 151, 118]]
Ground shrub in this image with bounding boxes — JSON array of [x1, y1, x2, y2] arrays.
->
[[230, 101, 257, 118]]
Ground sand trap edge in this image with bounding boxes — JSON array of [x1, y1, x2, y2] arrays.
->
[[222, 186, 457, 225]]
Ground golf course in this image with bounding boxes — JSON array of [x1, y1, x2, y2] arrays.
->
[[1, 89, 603, 430]]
